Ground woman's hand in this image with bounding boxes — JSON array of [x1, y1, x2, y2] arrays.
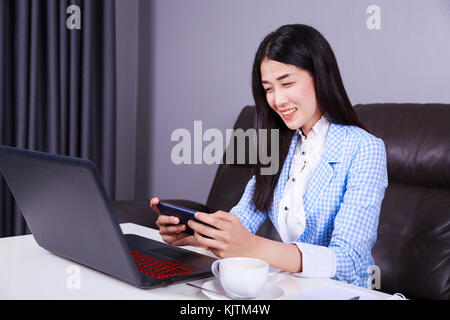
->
[[187, 210, 258, 259], [150, 197, 200, 247]]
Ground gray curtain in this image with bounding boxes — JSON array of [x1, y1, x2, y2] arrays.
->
[[0, 0, 116, 237]]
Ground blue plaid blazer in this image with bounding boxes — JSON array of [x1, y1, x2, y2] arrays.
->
[[230, 123, 388, 287]]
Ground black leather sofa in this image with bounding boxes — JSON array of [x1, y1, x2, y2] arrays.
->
[[113, 103, 450, 300]]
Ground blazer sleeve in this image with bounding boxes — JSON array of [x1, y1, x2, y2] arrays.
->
[[328, 136, 388, 287], [229, 175, 268, 234]]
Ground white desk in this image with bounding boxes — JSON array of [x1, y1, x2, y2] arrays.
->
[[0, 223, 392, 300]]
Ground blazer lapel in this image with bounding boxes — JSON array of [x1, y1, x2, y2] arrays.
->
[[303, 123, 346, 216]]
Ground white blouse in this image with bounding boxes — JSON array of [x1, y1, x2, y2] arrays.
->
[[277, 116, 336, 278], [278, 116, 331, 243], [278, 116, 336, 278]]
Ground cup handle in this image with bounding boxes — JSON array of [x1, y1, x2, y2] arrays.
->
[[211, 260, 220, 277]]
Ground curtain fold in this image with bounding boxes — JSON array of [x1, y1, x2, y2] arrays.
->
[[0, 0, 116, 237]]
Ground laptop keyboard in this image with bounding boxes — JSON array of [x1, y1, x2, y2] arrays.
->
[[130, 248, 197, 279]]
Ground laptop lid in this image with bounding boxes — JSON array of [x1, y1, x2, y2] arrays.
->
[[0, 145, 143, 287]]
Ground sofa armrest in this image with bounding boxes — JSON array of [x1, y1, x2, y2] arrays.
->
[[112, 200, 158, 229]]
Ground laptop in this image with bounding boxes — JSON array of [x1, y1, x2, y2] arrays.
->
[[0, 145, 216, 289]]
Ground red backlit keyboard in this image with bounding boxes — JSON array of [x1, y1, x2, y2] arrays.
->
[[130, 249, 196, 279]]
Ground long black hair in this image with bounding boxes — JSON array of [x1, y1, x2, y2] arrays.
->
[[251, 24, 366, 212]]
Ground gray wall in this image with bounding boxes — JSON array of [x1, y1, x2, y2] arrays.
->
[[115, 0, 153, 201], [115, 0, 450, 205]]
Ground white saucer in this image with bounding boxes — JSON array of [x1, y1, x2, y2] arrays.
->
[[201, 278, 284, 300], [268, 266, 281, 275]]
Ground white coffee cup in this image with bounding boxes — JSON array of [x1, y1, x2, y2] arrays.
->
[[211, 257, 269, 299]]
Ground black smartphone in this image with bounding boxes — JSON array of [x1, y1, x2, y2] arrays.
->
[[156, 201, 209, 236]]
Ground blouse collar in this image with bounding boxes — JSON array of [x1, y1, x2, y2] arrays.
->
[[296, 115, 330, 143]]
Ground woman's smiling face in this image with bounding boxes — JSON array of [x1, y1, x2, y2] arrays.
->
[[260, 58, 322, 135]]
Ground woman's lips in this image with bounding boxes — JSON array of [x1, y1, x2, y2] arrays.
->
[[280, 107, 297, 120]]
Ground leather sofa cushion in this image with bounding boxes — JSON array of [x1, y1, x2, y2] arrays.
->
[[354, 103, 450, 188], [373, 182, 450, 299]]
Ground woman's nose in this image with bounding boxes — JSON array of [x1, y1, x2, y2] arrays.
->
[[274, 90, 289, 109]]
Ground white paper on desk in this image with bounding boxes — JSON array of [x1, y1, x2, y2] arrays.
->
[[290, 284, 383, 300]]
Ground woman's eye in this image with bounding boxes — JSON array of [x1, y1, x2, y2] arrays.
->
[[283, 82, 293, 87], [264, 87, 272, 92]]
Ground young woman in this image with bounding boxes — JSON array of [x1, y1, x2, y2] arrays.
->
[[151, 24, 388, 288]]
